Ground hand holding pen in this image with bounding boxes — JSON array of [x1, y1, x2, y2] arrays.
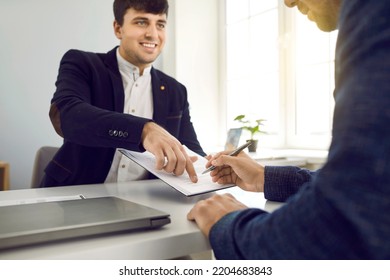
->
[[203, 142, 265, 193], [202, 141, 253, 174]]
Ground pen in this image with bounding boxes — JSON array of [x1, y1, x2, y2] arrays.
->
[[201, 141, 253, 174]]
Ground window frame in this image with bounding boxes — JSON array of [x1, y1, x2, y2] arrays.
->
[[221, 0, 336, 151]]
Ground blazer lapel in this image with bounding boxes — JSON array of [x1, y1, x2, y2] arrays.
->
[[105, 47, 125, 113], [151, 68, 169, 127]]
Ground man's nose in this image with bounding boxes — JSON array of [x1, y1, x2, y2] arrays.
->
[[145, 25, 158, 38], [284, 0, 297, 8]]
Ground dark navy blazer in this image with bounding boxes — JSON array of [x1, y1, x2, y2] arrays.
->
[[43, 47, 205, 187]]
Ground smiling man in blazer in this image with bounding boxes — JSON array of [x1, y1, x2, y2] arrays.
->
[[42, 0, 205, 188]]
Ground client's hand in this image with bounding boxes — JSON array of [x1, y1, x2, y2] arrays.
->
[[187, 194, 248, 237], [206, 151, 265, 192]]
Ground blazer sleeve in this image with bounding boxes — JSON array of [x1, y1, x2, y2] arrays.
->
[[50, 49, 149, 152]]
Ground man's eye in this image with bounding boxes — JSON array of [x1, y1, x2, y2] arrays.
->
[[136, 21, 147, 26], [157, 23, 166, 29]]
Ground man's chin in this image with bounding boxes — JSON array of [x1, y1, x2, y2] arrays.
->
[[316, 22, 338, 32], [313, 17, 338, 32]]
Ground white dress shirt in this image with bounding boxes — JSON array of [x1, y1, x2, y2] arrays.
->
[[105, 49, 154, 183]]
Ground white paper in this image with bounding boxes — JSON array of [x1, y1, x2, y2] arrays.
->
[[119, 148, 235, 196]]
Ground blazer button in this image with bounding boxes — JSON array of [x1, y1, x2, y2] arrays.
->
[[123, 132, 128, 137], [113, 130, 118, 136], [109, 130, 114, 136], [119, 131, 124, 137]]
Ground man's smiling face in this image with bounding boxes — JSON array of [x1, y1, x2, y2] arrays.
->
[[114, 8, 167, 72]]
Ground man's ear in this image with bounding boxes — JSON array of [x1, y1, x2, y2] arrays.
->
[[113, 20, 122, 39]]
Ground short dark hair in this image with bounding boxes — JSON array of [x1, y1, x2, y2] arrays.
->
[[114, 0, 169, 26]]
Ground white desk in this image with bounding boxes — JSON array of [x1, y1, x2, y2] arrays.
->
[[0, 180, 281, 260]]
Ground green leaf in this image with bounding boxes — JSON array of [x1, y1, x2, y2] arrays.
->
[[234, 115, 246, 121]]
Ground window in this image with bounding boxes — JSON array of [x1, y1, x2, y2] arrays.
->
[[223, 0, 337, 150]]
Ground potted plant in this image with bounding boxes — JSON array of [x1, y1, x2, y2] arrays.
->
[[234, 114, 266, 152]]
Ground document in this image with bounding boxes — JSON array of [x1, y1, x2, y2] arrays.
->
[[119, 148, 235, 196]]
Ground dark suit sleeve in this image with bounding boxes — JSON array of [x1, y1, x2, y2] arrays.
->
[[50, 49, 149, 152], [264, 166, 317, 202]]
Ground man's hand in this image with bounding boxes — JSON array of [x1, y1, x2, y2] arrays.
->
[[141, 122, 198, 183], [187, 194, 248, 237], [206, 151, 265, 192]]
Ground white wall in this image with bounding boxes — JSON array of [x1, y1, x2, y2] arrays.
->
[[0, 0, 119, 189], [0, 0, 220, 189], [167, 0, 222, 153]]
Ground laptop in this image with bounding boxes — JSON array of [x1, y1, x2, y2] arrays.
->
[[0, 196, 170, 250]]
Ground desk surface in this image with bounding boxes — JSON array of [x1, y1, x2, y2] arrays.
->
[[0, 179, 281, 260]]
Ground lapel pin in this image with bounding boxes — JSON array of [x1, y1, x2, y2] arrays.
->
[[160, 85, 165, 91]]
